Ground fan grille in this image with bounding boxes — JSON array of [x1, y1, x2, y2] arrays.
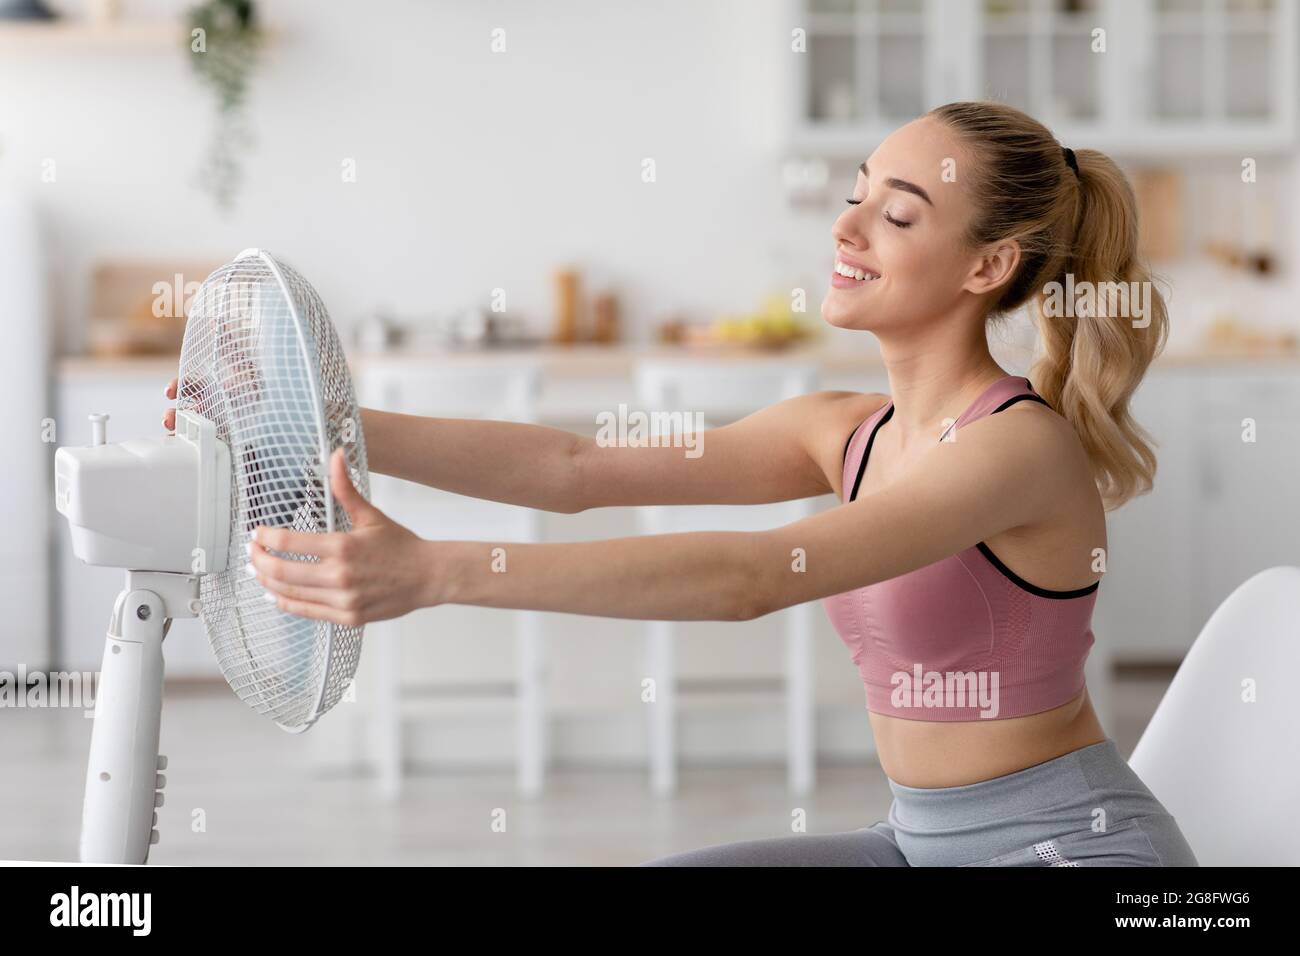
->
[[177, 251, 368, 732]]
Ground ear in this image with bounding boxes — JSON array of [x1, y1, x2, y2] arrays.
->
[[963, 240, 1021, 297]]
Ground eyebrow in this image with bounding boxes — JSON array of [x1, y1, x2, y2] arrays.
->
[[859, 162, 933, 207]]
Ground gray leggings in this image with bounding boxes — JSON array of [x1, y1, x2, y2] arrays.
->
[[641, 739, 1199, 867]]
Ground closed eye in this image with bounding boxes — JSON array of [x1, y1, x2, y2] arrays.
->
[[845, 199, 911, 229]]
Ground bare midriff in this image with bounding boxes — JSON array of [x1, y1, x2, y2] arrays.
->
[[868, 686, 1108, 788]]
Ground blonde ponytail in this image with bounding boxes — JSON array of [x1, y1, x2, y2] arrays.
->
[[929, 101, 1169, 510]]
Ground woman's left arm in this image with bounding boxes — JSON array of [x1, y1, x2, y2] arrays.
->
[[249, 408, 1076, 625]]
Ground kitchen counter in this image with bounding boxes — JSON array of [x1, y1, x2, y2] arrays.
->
[[54, 341, 1300, 377]]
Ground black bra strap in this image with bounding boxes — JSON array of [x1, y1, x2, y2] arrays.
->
[[847, 383, 1045, 503], [990, 393, 1052, 415], [848, 404, 894, 502], [976, 542, 1100, 599]]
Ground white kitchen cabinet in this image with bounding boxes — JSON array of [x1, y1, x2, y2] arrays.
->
[[790, 0, 1297, 157], [1192, 365, 1300, 630], [1093, 368, 1200, 660], [1097, 363, 1300, 661], [794, 0, 969, 153], [56, 367, 221, 679]]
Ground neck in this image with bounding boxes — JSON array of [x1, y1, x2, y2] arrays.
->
[[876, 328, 1008, 444]]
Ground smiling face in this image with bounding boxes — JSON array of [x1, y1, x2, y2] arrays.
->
[[821, 116, 1018, 338]]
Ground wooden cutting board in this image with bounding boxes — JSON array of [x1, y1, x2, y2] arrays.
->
[[87, 259, 223, 356], [1133, 168, 1184, 262]]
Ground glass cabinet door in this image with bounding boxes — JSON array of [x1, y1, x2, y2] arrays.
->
[[1150, 0, 1281, 123], [790, 0, 1294, 154], [803, 0, 928, 126], [978, 0, 1102, 123], [1224, 2, 1273, 119]]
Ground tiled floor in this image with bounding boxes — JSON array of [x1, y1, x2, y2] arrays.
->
[[0, 675, 1168, 866]]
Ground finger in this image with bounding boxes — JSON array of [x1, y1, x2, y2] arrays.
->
[[247, 546, 342, 588], [252, 570, 351, 609], [329, 448, 382, 526], [164, 377, 178, 432], [266, 593, 359, 627], [251, 526, 340, 558]]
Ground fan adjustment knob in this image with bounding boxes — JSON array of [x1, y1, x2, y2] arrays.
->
[[154, 792, 165, 808], [156, 773, 166, 790], [88, 413, 109, 447], [157, 754, 168, 770], [152, 812, 158, 827], [150, 830, 161, 845]]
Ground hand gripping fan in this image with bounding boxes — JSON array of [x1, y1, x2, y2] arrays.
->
[[54, 248, 369, 863]]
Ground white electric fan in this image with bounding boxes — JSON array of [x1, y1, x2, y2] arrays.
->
[[55, 248, 369, 864]]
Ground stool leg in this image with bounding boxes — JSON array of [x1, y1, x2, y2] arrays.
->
[[647, 620, 676, 795], [786, 602, 815, 794], [372, 618, 403, 800], [516, 610, 546, 796]]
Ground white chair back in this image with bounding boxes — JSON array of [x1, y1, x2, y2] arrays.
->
[[632, 360, 820, 534], [635, 360, 818, 427], [359, 359, 542, 422], [357, 359, 543, 541], [1129, 566, 1300, 865]]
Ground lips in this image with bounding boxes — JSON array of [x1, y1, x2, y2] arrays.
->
[[831, 252, 881, 287], [833, 260, 880, 281]]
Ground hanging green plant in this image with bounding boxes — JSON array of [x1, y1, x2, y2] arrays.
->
[[187, 0, 262, 212]]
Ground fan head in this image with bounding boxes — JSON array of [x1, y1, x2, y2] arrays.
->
[[177, 249, 368, 732]]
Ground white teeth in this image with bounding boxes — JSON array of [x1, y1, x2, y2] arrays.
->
[[836, 261, 879, 281]]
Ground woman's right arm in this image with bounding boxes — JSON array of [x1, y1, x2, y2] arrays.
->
[[168, 379, 882, 514], [359, 408, 587, 514], [571, 390, 886, 509], [166, 378, 586, 514], [363, 390, 877, 513]]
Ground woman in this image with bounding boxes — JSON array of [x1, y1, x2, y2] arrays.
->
[[165, 101, 1197, 867]]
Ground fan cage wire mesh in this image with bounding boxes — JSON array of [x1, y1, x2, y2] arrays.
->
[[176, 250, 369, 732]]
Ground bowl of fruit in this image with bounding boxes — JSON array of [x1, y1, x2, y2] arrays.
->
[[703, 295, 815, 350]]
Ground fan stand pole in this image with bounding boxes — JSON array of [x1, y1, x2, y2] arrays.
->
[[80, 571, 200, 864]]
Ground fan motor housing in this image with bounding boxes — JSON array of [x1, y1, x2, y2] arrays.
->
[[56, 411, 231, 575]]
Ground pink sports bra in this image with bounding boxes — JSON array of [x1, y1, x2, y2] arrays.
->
[[821, 375, 1099, 722]]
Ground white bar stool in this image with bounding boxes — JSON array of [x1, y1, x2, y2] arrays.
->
[[632, 360, 821, 796], [356, 358, 547, 798]]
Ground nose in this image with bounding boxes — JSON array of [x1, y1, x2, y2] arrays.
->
[[832, 204, 867, 252]]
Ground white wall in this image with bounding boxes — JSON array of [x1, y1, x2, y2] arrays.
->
[[5, 1, 1296, 351], [0, 198, 52, 671], [0, 0, 857, 351]]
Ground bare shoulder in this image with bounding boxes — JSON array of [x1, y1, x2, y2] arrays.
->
[[994, 397, 1089, 460], [806, 389, 892, 435], [954, 396, 1095, 507]]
